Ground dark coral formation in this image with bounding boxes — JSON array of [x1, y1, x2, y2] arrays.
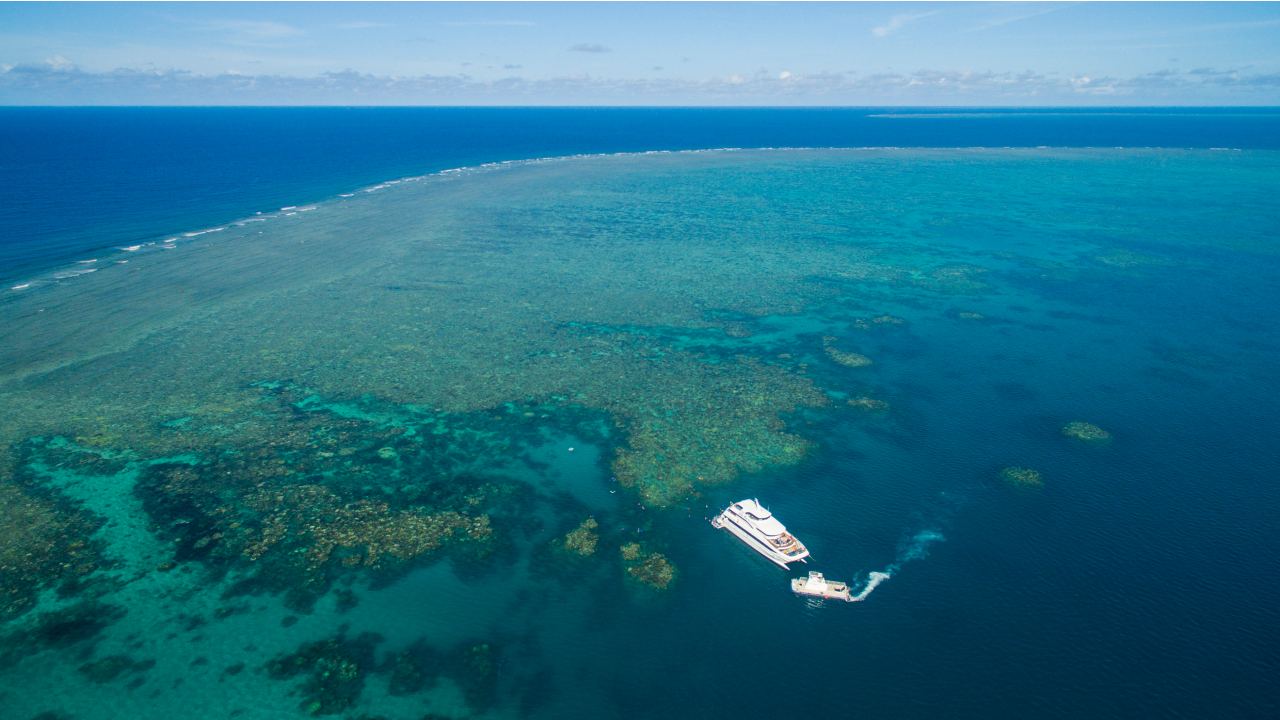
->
[[128, 383, 509, 608], [30, 601, 126, 650], [0, 601, 126, 671], [620, 543, 677, 590], [448, 642, 500, 712], [77, 654, 154, 684], [292, 635, 500, 714], [384, 640, 442, 697], [0, 446, 105, 621], [264, 629, 381, 716]]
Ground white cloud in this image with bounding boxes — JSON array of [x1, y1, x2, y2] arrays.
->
[[1070, 74, 1120, 95], [45, 55, 75, 71], [872, 12, 939, 38], [569, 43, 611, 54], [3, 63, 1277, 105]]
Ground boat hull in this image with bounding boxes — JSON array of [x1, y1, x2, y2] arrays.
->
[[711, 512, 806, 569], [791, 576, 854, 602]]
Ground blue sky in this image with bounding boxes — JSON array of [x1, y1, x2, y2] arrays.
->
[[2, 2, 1279, 105]]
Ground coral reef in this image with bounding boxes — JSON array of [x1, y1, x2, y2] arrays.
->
[[847, 396, 890, 411], [0, 601, 127, 671], [0, 478, 103, 621], [853, 314, 906, 330], [1000, 466, 1043, 487], [620, 543, 677, 590], [822, 336, 873, 368], [1062, 421, 1112, 443], [562, 517, 600, 556], [918, 264, 990, 293], [606, 356, 824, 507], [379, 637, 499, 713], [265, 630, 382, 716], [241, 484, 491, 579], [0, 151, 1066, 703], [31, 601, 126, 650], [123, 385, 504, 607], [384, 640, 442, 697], [448, 642, 500, 712]]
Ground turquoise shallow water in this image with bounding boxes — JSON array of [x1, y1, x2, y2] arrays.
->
[[1, 148, 1278, 718]]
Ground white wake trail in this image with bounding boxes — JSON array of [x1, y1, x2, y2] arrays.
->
[[848, 528, 945, 603]]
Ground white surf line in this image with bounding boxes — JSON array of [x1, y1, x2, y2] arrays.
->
[[51, 268, 97, 279], [182, 226, 226, 238]]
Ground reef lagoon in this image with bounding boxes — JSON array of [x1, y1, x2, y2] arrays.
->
[[2, 143, 1279, 718]]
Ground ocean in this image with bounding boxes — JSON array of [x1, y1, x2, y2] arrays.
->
[[1, 109, 1278, 719]]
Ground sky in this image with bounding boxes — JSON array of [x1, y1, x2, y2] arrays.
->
[[1, 1, 1279, 105]]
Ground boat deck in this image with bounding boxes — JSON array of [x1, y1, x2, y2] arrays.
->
[[791, 573, 854, 602]]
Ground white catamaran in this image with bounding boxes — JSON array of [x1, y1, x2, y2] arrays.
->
[[710, 499, 810, 569]]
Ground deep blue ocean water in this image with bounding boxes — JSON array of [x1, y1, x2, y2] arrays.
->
[[0, 111, 1278, 720], [3, 107, 1279, 282]]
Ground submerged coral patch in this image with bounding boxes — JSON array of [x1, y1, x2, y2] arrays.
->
[[620, 542, 677, 590], [265, 630, 381, 715], [77, 654, 154, 684], [384, 640, 442, 697], [1000, 466, 1044, 487], [562, 517, 600, 556], [847, 395, 890, 412], [822, 336, 873, 368], [853, 314, 906, 330], [1062, 421, 1112, 443], [449, 642, 500, 712]]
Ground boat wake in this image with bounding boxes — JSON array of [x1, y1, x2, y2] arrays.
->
[[849, 528, 945, 602]]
